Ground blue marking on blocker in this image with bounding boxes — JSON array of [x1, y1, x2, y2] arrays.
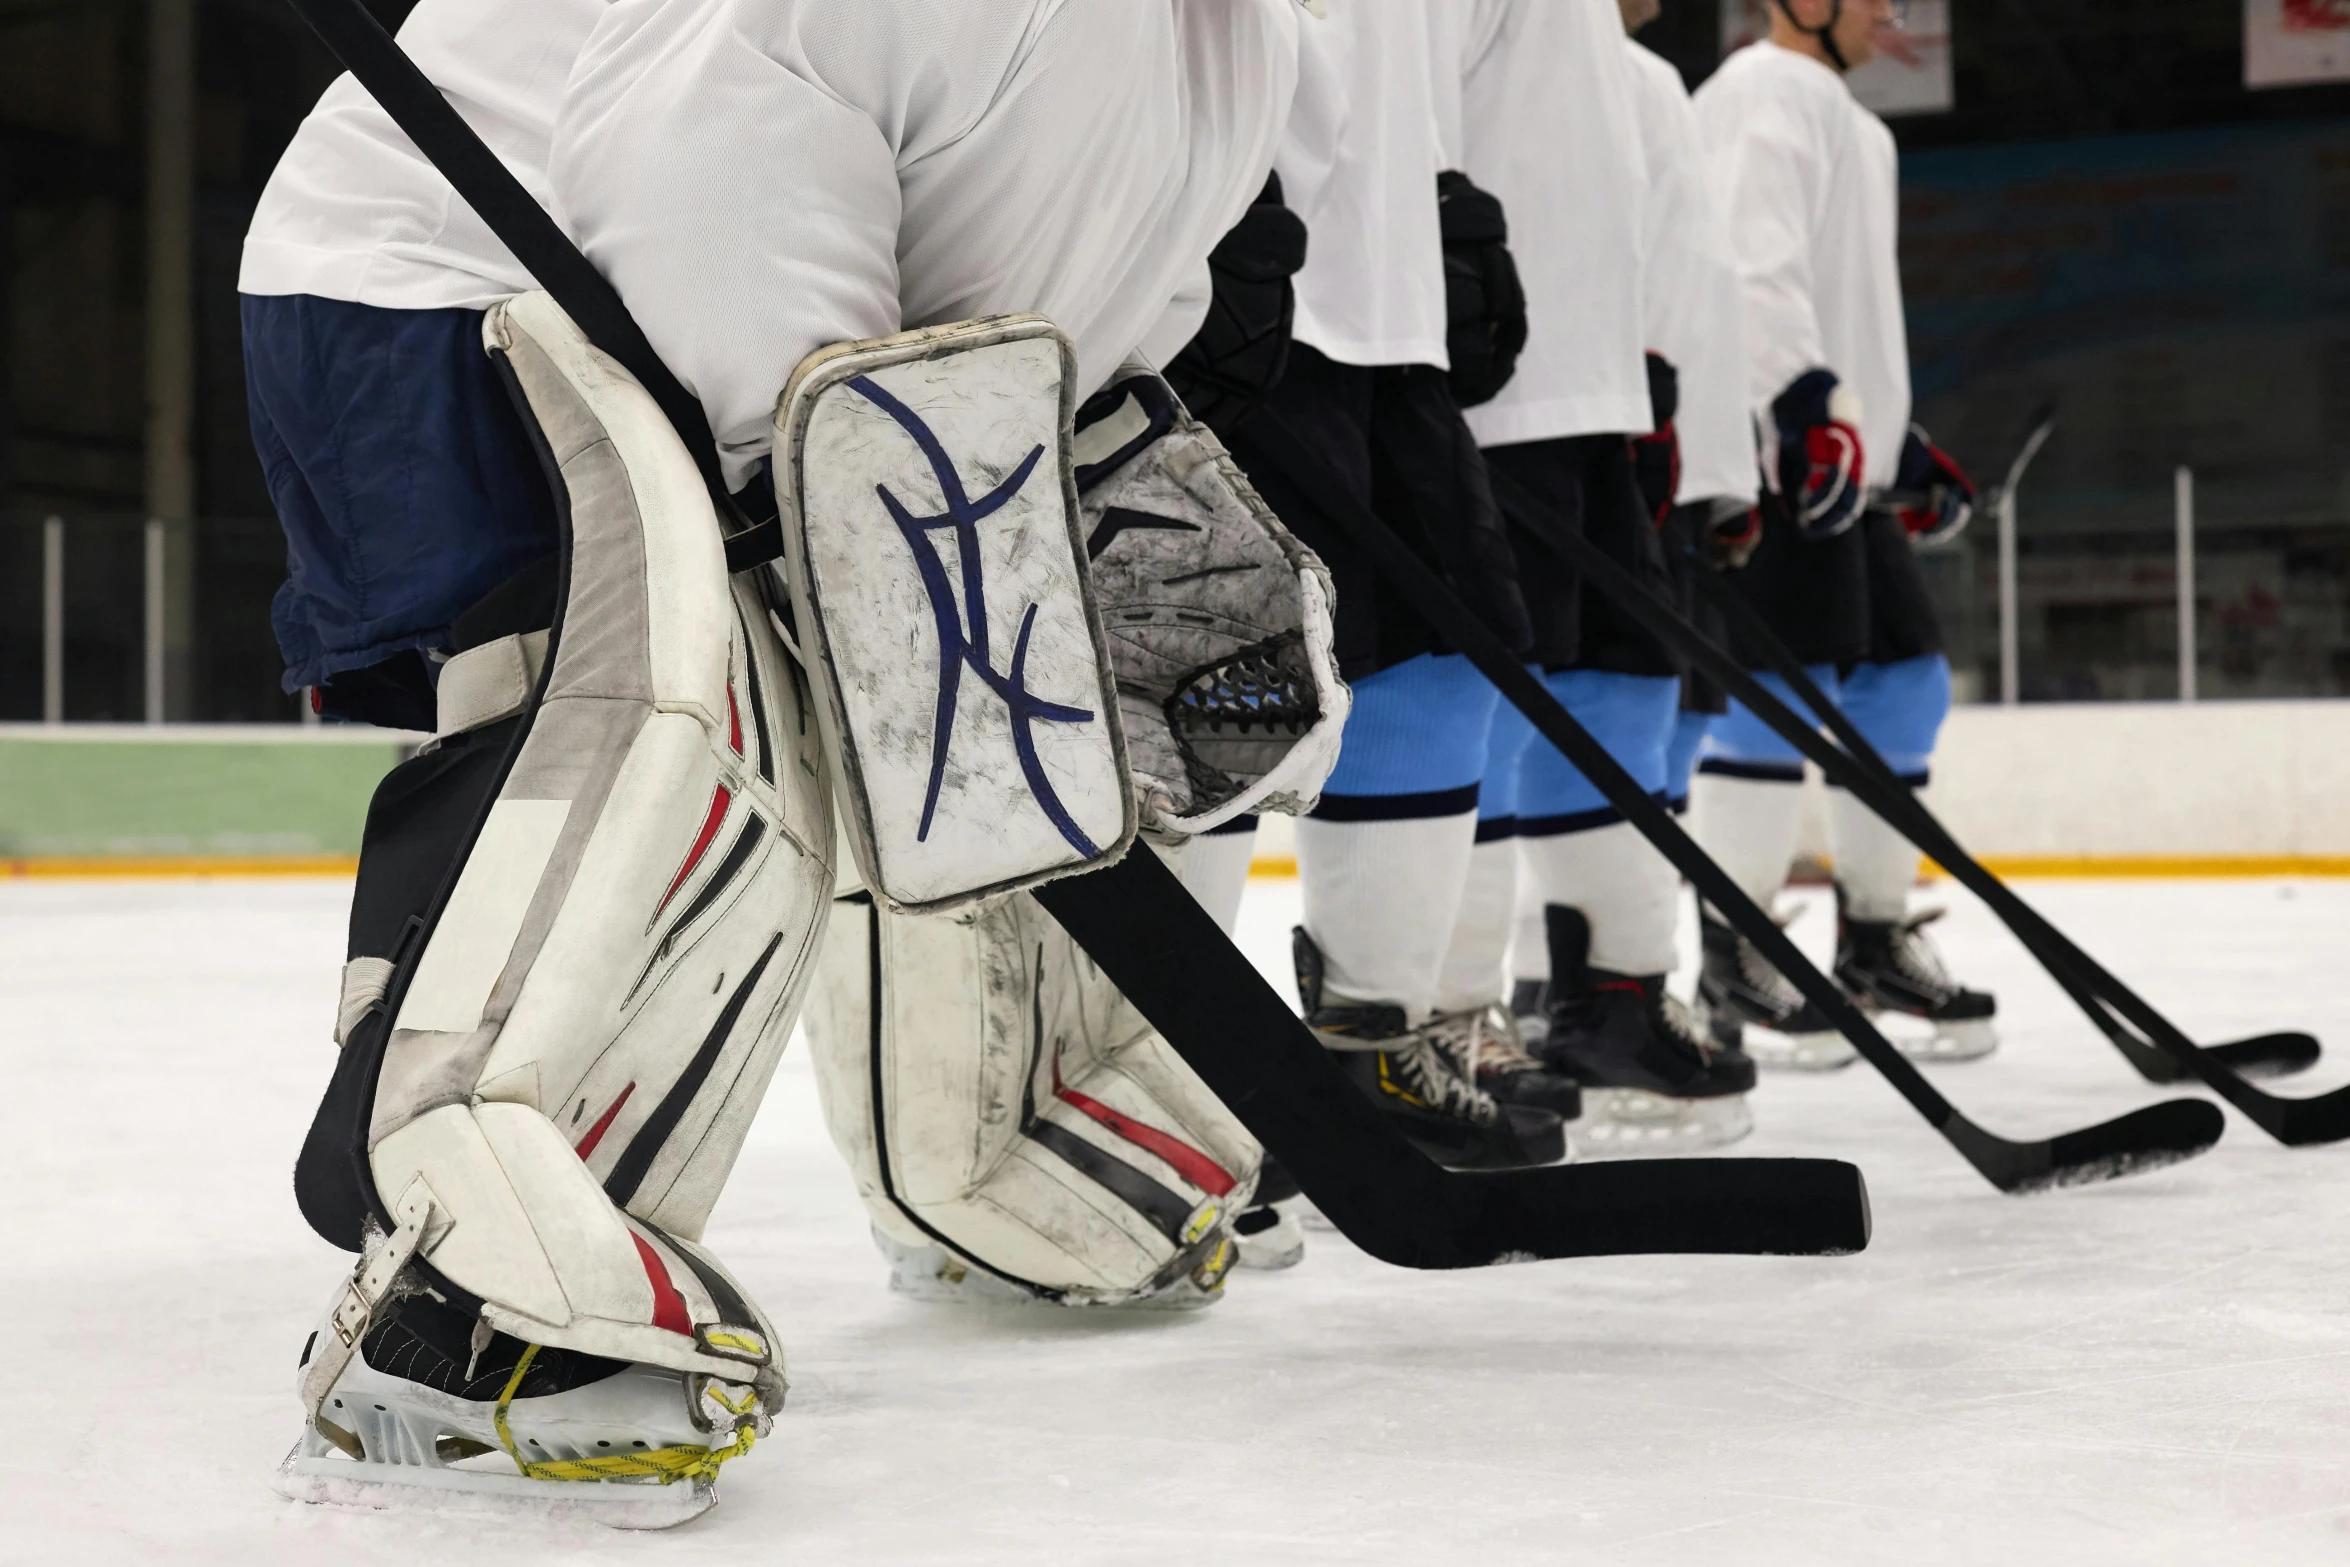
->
[[847, 373, 1101, 860]]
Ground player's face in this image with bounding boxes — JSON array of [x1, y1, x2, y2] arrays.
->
[[1619, 0, 1663, 32], [1834, 0, 1898, 69]]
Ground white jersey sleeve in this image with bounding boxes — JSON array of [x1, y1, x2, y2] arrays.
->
[[1693, 41, 1909, 487], [238, 0, 606, 308], [552, 0, 1299, 488], [1454, 0, 1650, 446], [1623, 39, 1755, 506], [1274, 0, 1450, 369]]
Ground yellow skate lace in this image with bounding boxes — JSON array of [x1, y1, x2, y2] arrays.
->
[[492, 1344, 758, 1485]]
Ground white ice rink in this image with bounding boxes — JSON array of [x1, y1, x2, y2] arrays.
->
[[6, 873, 2350, 1564]]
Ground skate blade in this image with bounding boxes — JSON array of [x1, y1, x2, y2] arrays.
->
[[1893, 1017, 1998, 1062], [1577, 1090, 1755, 1154], [273, 1445, 714, 1531], [1743, 1028, 1859, 1071], [1233, 1210, 1307, 1272]]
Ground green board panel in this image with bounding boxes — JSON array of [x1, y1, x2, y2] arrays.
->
[[0, 734, 407, 858]]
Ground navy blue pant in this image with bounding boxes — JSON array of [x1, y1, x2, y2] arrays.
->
[[241, 294, 559, 707]]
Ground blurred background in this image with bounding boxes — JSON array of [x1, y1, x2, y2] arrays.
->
[[8, 0, 2350, 866]]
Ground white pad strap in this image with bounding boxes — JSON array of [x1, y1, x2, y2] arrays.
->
[[299, 1177, 440, 1436], [434, 630, 549, 737]]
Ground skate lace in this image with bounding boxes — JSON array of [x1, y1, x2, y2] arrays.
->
[[1735, 936, 1809, 1017], [1888, 911, 1958, 1001], [1659, 990, 1720, 1065], [1474, 1004, 1545, 1073], [492, 1344, 758, 1486], [1390, 1030, 1500, 1123]]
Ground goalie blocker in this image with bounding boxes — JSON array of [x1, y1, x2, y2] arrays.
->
[[795, 348, 1349, 1306]]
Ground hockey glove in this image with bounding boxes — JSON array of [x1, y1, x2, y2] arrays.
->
[[1771, 368, 1867, 539], [1708, 499, 1764, 571], [1165, 173, 1309, 440], [1630, 351, 1681, 528], [1437, 170, 1528, 408], [1891, 423, 1975, 545]]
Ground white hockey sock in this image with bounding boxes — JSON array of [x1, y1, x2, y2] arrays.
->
[[1689, 772, 1807, 911], [1434, 834, 1520, 1013], [1295, 811, 1479, 1024], [1511, 843, 1548, 985], [1177, 824, 1258, 936], [1521, 821, 1681, 978], [1828, 786, 1921, 922]]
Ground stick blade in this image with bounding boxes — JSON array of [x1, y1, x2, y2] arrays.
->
[[1430, 1156, 1871, 1267], [2209, 1031, 2322, 1081], [1964, 1099, 2223, 1194]]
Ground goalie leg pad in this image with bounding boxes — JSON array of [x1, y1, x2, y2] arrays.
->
[[298, 291, 833, 1403], [801, 870, 1260, 1305]]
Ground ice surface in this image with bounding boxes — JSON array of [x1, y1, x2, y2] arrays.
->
[[5, 874, 2350, 1564]]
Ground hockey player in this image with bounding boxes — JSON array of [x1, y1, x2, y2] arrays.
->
[[1610, 0, 1762, 822], [1434, 0, 1756, 1150], [1689, 0, 1994, 1068], [1220, 0, 1574, 1174], [244, 0, 1335, 1519]]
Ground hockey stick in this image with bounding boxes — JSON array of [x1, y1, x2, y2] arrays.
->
[[1682, 563, 2345, 1145], [1688, 558, 2317, 1085], [1498, 464, 2318, 1095], [284, 0, 1871, 1265], [1244, 421, 2222, 1192]]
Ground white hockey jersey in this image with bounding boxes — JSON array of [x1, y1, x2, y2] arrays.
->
[[1274, 0, 1450, 370], [1693, 40, 1909, 489], [240, 0, 602, 310], [245, 0, 1302, 489], [1445, 0, 1651, 447], [1623, 39, 1755, 506]]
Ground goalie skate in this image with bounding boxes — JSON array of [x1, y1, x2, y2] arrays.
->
[[274, 1292, 767, 1531]]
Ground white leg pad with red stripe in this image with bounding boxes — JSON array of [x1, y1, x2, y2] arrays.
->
[[803, 865, 1261, 1304], [337, 292, 834, 1399]]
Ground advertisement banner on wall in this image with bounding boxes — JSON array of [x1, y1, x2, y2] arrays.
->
[[2245, 0, 2350, 88], [1720, 0, 1953, 116]]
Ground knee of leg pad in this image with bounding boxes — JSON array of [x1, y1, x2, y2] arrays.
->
[[1836, 656, 1951, 779], [807, 895, 1259, 1303]]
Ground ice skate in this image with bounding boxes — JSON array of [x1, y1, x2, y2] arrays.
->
[[1698, 910, 1858, 1070], [274, 1291, 767, 1530], [1296, 929, 1567, 1171], [1423, 1003, 1585, 1122], [1539, 909, 1755, 1151], [1836, 895, 1998, 1061], [1232, 1156, 1307, 1272]]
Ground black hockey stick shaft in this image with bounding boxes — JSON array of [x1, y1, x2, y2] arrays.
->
[[1245, 419, 2220, 1191], [1513, 473, 2305, 1088], [1686, 551, 2309, 1084], [287, 0, 1874, 1265], [1682, 561, 2343, 1142]]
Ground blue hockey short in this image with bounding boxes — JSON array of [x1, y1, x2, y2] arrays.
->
[[1515, 670, 1679, 835], [1666, 710, 1713, 808], [1476, 672, 1540, 831], [242, 293, 560, 692], [1702, 653, 1951, 783], [1314, 653, 1500, 820]]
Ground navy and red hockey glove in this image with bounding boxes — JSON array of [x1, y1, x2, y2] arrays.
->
[[1892, 424, 1975, 545], [1708, 503, 1763, 570], [1630, 351, 1681, 528], [1770, 368, 1866, 539]]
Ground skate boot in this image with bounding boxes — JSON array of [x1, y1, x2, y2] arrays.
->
[[1538, 908, 1756, 1152], [1835, 891, 1998, 1061], [1423, 1003, 1584, 1122], [1294, 928, 1567, 1170], [1232, 1155, 1306, 1272], [276, 1291, 767, 1529], [1697, 909, 1856, 1070], [1509, 977, 1551, 1049]]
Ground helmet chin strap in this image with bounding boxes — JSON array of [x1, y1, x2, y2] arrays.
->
[[1774, 0, 1850, 72]]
